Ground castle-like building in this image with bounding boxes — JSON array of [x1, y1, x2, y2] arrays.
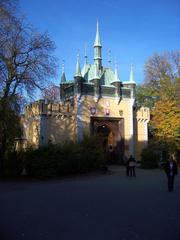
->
[[20, 22, 150, 162]]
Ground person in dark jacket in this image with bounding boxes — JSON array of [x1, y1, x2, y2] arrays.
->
[[125, 155, 130, 176], [164, 157, 178, 192], [128, 155, 136, 177]]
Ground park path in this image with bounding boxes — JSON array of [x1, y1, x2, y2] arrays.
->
[[0, 167, 180, 240]]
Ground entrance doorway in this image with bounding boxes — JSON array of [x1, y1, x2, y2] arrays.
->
[[96, 124, 114, 163], [90, 117, 124, 164]]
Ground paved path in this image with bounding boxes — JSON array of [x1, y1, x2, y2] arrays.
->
[[0, 167, 180, 240]]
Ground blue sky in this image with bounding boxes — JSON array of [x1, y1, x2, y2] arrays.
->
[[19, 0, 180, 85]]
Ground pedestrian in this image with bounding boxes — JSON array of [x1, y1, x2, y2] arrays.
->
[[128, 155, 136, 177], [164, 157, 178, 192], [125, 156, 130, 176], [108, 144, 114, 163]]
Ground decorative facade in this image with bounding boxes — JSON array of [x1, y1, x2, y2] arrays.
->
[[20, 22, 150, 162]]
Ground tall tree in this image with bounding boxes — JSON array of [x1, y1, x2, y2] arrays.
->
[[136, 51, 180, 153], [151, 97, 180, 151], [144, 51, 179, 78], [0, 0, 57, 175]]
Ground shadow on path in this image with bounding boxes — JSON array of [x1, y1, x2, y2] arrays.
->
[[0, 167, 180, 240]]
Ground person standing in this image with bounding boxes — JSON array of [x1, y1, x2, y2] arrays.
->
[[164, 157, 178, 192], [108, 144, 114, 163], [128, 155, 136, 177], [124, 155, 130, 176]]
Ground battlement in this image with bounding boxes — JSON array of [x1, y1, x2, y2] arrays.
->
[[136, 107, 150, 122], [25, 99, 74, 118]]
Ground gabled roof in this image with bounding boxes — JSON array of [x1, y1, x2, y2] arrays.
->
[[81, 64, 120, 86]]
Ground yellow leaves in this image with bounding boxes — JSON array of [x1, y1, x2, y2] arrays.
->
[[151, 98, 180, 144]]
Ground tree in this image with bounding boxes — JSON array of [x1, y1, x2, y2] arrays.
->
[[144, 51, 179, 91], [135, 84, 156, 108], [42, 84, 60, 103], [136, 51, 180, 154], [0, 0, 57, 175], [137, 51, 180, 105], [151, 97, 180, 152]]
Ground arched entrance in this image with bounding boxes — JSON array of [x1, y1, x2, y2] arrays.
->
[[90, 117, 125, 164], [96, 124, 115, 163]]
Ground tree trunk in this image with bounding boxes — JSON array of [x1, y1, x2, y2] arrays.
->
[[0, 130, 7, 176], [0, 100, 7, 176]]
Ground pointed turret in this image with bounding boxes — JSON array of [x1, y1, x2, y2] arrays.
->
[[94, 20, 102, 70], [111, 62, 121, 100], [60, 61, 67, 102], [82, 44, 89, 77], [94, 20, 102, 47], [114, 63, 120, 82], [61, 61, 66, 83], [129, 64, 135, 83], [127, 63, 136, 99], [74, 52, 83, 95], [75, 53, 82, 77]]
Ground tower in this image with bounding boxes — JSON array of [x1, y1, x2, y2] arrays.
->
[[74, 53, 83, 96], [60, 61, 67, 102], [94, 20, 102, 70]]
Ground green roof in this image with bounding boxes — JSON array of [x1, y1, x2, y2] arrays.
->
[[82, 64, 120, 86]]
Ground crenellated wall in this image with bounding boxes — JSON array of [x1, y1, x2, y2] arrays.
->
[[23, 99, 77, 148]]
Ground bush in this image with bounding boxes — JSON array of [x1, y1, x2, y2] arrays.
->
[[22, 135, 106, 178], [4, 150, 24, 177], [140, 146, 159, 169], [24, 145, 59, 178]]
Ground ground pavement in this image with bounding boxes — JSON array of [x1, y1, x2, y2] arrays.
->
[[0, 166, 180, 240]]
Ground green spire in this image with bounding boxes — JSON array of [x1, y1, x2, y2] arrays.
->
[[129, 64, 135, 83], [114, 62, 120, 82], [75, 52, 82, 77], [94, 20, 102, 70], [94, 20, 101, 47], [82, 44, 89, 77], [61, 61, 66, 83]]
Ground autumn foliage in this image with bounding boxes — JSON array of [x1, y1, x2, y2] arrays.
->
[[137, 51, 180, 156], [151, 97, 180, 151]]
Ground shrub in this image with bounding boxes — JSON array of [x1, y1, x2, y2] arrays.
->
[[22, 135, 106, 178], [24, 145, 59, 178], [4, 150, 24, 177], [140, 146, 159, 169]]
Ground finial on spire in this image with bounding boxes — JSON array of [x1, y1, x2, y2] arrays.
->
[[129, 63, 135, 83], [62, 60, 65, 73], [84, 43, 88, 64], [94, 19, 102, 47], [114, 61, 120, 82], [75, 51, 82, 77], [61, 60, 66, 83], [108, 49, 111, 66]]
